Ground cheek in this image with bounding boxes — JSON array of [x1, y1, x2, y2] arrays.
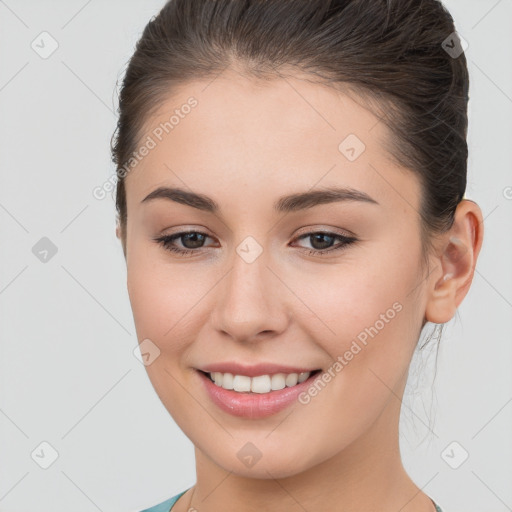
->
[[127, 261, 163, 338], [294, 250, 422, 373], [126, 255, 200, 415], [126, 248, 214, 354], [126, 233, 177, 337], [296, 267, 399, 336]]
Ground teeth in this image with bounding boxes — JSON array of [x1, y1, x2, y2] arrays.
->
[[233, 374, 251, 392], [297, 372, 310, 383], [209, 371, 313, 393], [285, 373, 298, 387]]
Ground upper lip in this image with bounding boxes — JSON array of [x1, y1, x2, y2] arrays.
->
[[197, 362, 320, 377]]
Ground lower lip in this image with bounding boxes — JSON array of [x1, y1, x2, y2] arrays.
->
[[196, 369, 321, 419]]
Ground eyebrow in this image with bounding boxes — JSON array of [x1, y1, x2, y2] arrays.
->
[[141, 186, 379, 213]]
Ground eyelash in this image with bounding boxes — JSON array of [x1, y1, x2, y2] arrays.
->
[[153, 230, 357, 257]]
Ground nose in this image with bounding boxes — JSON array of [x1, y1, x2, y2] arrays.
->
[[210, 247, 290, 343]]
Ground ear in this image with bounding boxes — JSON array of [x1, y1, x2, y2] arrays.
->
[[425, 199, 484, 324], [115, 218, 127, 260]]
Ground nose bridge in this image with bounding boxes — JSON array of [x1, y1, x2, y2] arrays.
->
[[211, 239, 288, 341]]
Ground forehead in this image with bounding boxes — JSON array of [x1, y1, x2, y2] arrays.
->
[[124, 70, 419, 216]]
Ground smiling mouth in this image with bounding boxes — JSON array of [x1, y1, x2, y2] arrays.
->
[[198, 369, 322, 394]]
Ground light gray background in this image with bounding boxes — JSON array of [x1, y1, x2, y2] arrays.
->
[[0, 1, 511, 511]]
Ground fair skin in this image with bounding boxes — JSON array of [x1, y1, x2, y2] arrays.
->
[[117, 68, 483, 512]]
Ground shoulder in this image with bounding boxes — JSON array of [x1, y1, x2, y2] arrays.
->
[[139, 489, 188, 512]]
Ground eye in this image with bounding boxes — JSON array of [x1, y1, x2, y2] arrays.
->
[[153, 230, 215, 256], [153, 229, 357, 257], [291, 231, 357, 256]]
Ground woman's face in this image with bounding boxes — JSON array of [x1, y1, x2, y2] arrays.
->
[[123, 70, 434, 477]]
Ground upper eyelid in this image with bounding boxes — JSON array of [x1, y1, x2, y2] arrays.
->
[[294, 227, 355, 239], [163, 226, 354, 238]]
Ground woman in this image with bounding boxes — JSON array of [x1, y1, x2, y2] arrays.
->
[[111, 1, 484, 510]]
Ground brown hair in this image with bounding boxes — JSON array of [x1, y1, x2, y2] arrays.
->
[[111, 0, 469, 344]]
